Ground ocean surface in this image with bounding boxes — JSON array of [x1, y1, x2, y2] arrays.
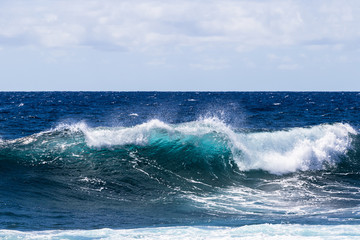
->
[[1, 92, 360, 239]]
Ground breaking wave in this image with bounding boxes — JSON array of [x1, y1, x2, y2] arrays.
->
[[1, 118, 357, 175]]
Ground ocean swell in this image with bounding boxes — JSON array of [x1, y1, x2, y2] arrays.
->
[[0, 118, 357, 176]]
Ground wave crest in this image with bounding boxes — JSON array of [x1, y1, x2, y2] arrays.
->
[[80, 119, 356, 174], [0, 118, 357, 175], [233, 123, 356, 174]]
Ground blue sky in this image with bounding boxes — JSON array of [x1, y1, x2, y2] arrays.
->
[[0, 0, 359, 91]]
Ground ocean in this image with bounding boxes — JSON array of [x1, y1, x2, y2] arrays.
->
[[0, 92, 360, 239]]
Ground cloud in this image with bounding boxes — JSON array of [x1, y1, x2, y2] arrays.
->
[[190, 58, 230, 70], [267, 54, 292, 63], [267, 53, 301, 70], [0, 0, 359, 54], [147, 58, 167, 67], [278, 63, 301, 70]]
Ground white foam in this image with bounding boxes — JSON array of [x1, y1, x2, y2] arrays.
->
[[84, 119, 172, 147], [82, 117, 233, 148], [1, 224, 360, 239], [233, 123, 356, 174]]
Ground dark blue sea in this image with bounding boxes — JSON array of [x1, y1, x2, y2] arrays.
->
[[1, 92, 360, 239]]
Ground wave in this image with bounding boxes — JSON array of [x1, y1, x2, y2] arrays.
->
[[0, 118, 357, 176], [83, 119, 357, 174], [1, 119, 360, 229]]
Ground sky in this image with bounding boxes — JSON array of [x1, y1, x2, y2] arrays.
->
[[0, 0, 359, 91]]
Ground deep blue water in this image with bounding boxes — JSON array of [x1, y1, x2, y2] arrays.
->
[[1, 92, 360, 231]]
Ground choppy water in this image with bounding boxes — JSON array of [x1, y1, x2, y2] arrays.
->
[[1, 92, 360, 238]]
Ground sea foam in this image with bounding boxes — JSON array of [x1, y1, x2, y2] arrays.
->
[[1, 224, 360, 239], [233, 123, 356, 174]]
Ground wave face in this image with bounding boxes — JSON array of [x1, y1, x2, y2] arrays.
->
[[1, 92, 360, 231]]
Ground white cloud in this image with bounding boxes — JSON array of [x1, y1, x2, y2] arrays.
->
[[190, 57, 230, 70], [267, 53, 301, 70], [0, 0, 359, 53], [267, 54, 292, 62], [147, 58, 167, 67], [278, 63, 301, 70]]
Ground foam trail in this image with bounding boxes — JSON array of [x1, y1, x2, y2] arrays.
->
[[1, 225, 360, 239]]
